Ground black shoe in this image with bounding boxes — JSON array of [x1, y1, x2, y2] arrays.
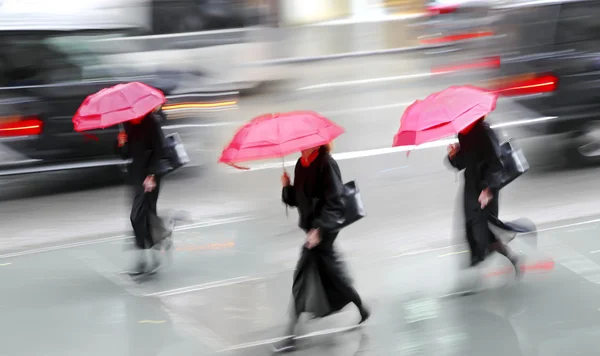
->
[[127, 261, 147, 276], [271, 337, 295, 353], [359, 306, 371, 325]]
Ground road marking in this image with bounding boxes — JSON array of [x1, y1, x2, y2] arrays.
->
[[0, 215, 255, 259], [231, 138, 458, 172], [144, 276, 264, 297], [297, 72, 438, 91], [438, 250, 468, 258], [139, 320, 167, 324], [0, 262, 12, 266], [218, 324, 360, 352]]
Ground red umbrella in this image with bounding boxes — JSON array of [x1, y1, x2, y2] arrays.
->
[[72, 82, 166, 132], [219, 111, 344, 169], [393, 85, 498, 147]]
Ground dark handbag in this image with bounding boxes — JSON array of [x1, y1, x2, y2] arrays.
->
[[338, 180, 367, 229], [496, 139, 529, 189], [157, 132, 190, 176]]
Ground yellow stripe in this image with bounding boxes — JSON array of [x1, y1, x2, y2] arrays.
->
[[163, 101, 238, 110]]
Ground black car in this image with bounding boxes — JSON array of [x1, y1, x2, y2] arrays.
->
[[0, 30, 234, 176], [481, 0, 600, 163]]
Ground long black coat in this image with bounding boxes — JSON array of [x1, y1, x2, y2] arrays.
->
[[118, 111, 166, 185], [447, 120, 522, 264], [282, 150, 357, 318]]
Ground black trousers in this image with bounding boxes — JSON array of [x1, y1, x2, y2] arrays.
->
[[130, 180, 161, 250]]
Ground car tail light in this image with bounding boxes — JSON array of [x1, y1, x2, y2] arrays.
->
[[0, 116, 43, 137], [427, 4, 459, 15], [490, 74, 558, 96]]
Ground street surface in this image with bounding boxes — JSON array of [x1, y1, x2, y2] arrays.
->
[[1, 51, 600, 355]]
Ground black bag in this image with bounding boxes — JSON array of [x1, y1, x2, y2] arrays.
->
[[496, 139, 529, 189], [338, 180, 366, 229], [157, 132, 190, 176]]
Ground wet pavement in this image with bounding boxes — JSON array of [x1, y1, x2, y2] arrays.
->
[[2, 212, 600, 355]]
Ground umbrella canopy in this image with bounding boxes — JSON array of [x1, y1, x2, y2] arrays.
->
[[219, 111, 344, 168], [72, 81, 166, 132], [393, 85, 498, 147]]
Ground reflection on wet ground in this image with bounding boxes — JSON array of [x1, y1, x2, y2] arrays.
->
[[2, 214, 600, 356]]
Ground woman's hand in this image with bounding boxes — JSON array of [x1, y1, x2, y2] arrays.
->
[[281, 172, 290, 187], [143, 175, 156, 192], [447, 143, 460, 158], [478, 188, 493, 209], [306, 229, 321, 249], [118, 132, 127, 147]]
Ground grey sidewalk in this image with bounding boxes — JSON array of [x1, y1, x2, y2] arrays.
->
[[0, 213, 594, 356]]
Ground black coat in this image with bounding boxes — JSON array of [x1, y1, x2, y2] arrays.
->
[[282, 149, 345, 235], [282, 150, 359, 318], [448, 120, 503, 218], [117, 112, 166, 185], [447, 120, 532, 263]]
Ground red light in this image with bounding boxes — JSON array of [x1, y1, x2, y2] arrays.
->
[[427, 4, 459, 15], [420, 31, 494, 45], [0, 116, 43, 137], [491, 75, 558, 97]]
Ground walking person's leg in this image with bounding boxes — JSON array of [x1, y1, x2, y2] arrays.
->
[[129, 188, 150, 275], [145, 180, 163, 273]]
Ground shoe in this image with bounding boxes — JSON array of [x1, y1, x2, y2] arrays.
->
[[127, 251, 147, 276], [147, 250, 162, 275], [271, 337, 295, 353], [359, 306, 371, 325]]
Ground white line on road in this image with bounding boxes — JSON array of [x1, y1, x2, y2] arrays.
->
[[218, 324, 360, 352], [297, 72, 437, 91], [144, 276, 264, 297], [230, 138, 458, 172], [0, 215, 255, 259]]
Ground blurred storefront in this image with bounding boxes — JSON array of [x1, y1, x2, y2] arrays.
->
[[278, 0, 425, 25]]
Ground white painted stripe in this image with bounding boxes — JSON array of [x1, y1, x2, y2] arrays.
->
[[491, 116, 557, 129], [297, 72, 437, 91], [0, 215, 255, 259], [145, 276, 264, 297], [231, 138, 458, 172], [218, 324, 360, 352]]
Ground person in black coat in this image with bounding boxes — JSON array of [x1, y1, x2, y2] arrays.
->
[[272, 143, 370, 353], [117, 107, 169, 275], [447, 117, 522, 276]]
